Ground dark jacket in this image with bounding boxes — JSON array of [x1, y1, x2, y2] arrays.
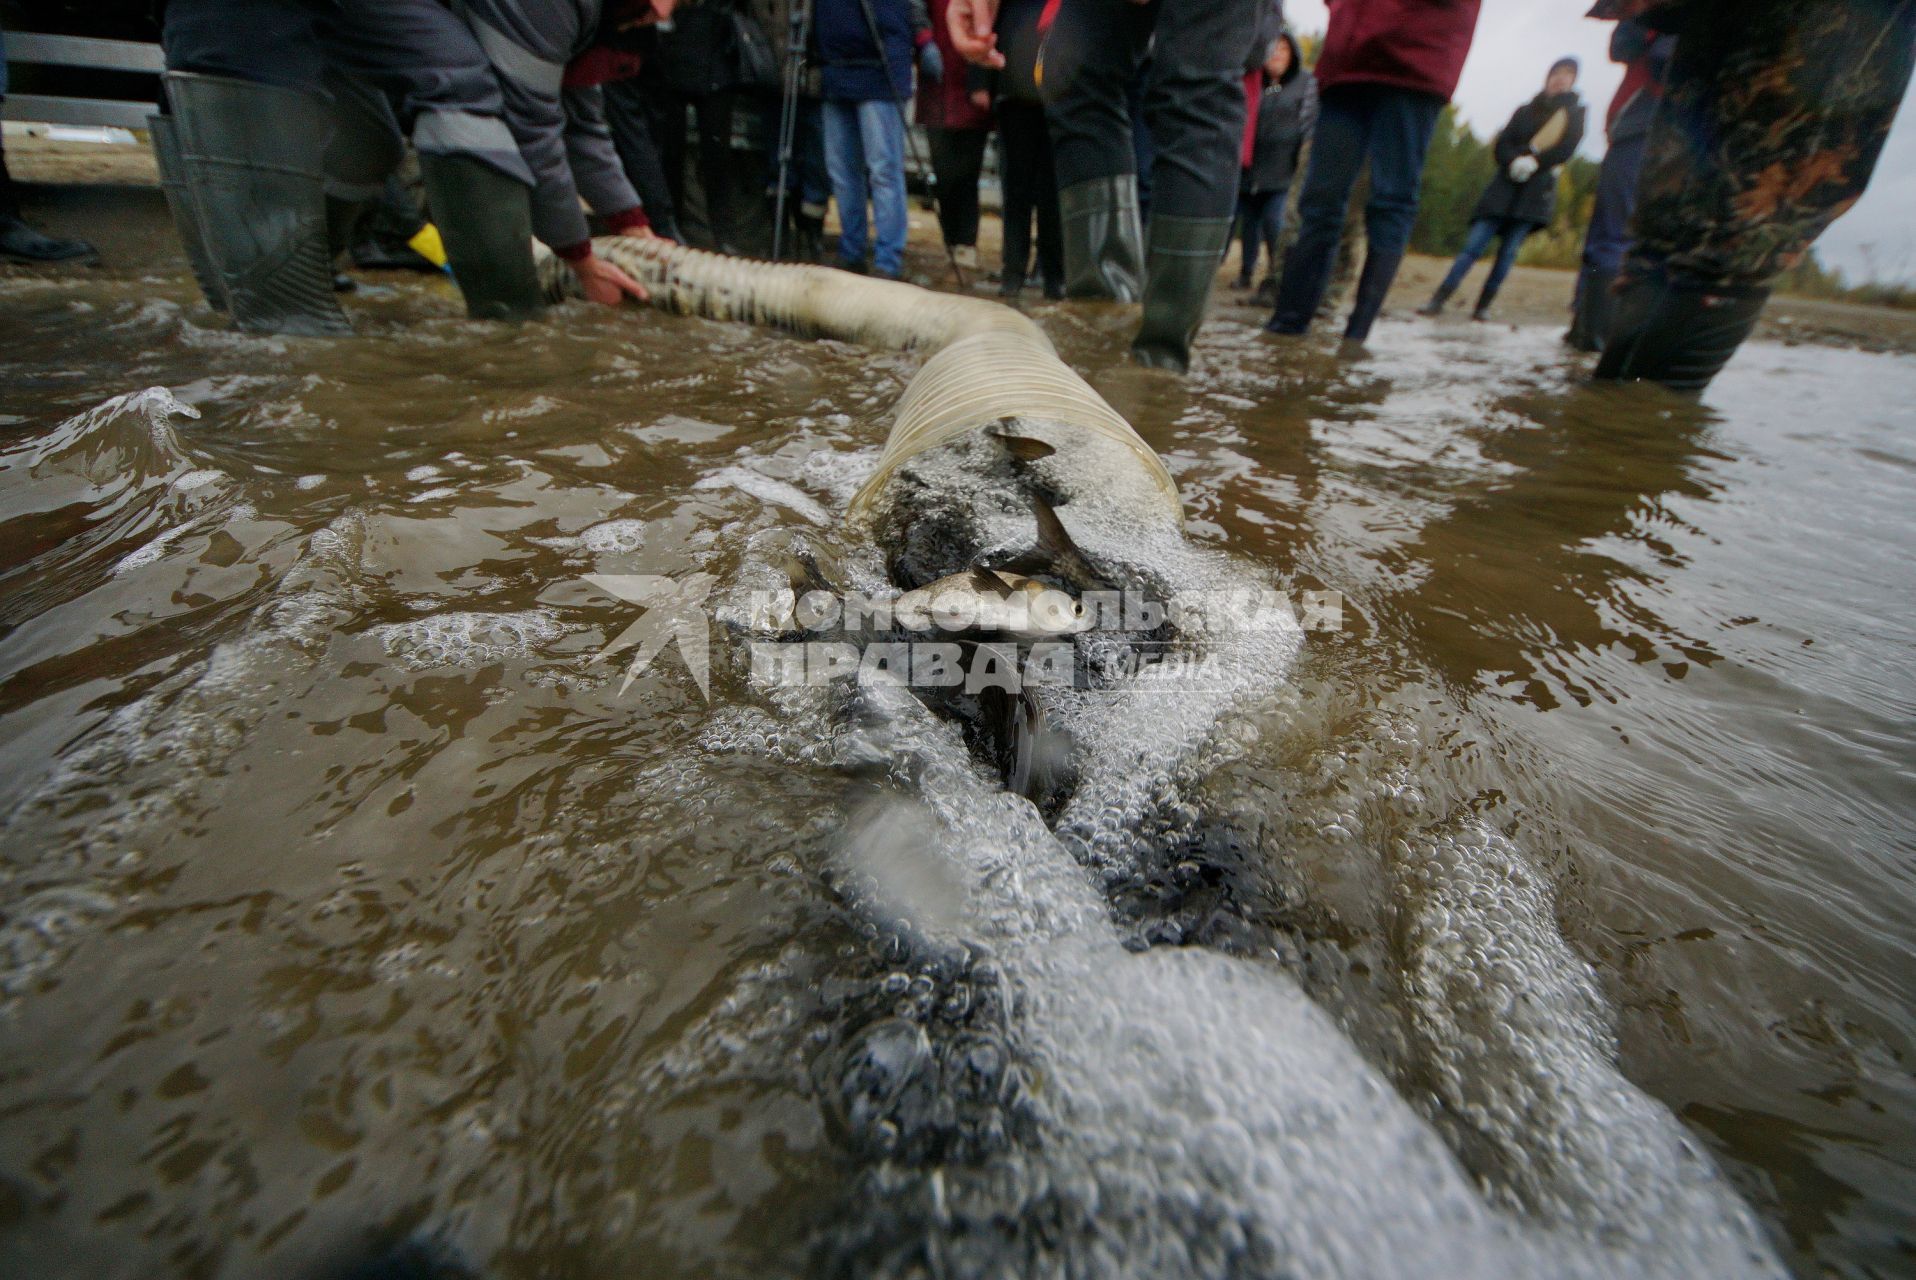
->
[[1473, 89, 1586, 226], [1247, 35, 1318, 193], [983, 0, 1047, 104], [814, 0, 925, 102], [1313, 0, 1481, 103], [1605, 18, 1675, 143], [459, 0, 645, 254]]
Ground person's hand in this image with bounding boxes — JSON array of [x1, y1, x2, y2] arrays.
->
[[570, 252, 648, 305], [619, 0, 674, 27], [970, 88, 991, 111], [947, 0, 1003, 67], [919, 41, 944, 84], [1508, 154, 1540, 183]]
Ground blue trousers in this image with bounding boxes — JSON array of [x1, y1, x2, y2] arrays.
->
[[823, 99, 907, 277], [1438, 216, 1532, 306], [1235, 184, 1288, 281], [1581, 130, 1649, 276], [1269, 84, 1443, 338]]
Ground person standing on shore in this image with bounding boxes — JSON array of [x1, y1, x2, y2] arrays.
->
[[1233, 29, 1316, 305], [1419, 57, 1584, 321], [814, 0, 930, 278], [1264, 0, 1481, 346], [918, 0, 994, 277]]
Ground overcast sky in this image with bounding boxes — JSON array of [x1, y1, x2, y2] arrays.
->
[[1281, 0, 1916, 283]]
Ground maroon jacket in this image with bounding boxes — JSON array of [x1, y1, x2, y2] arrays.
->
[[916, 0, 993, 130], [1313, 0, 1482, 103]]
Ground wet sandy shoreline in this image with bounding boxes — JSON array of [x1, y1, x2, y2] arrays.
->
[[9, 131, 1915, 358]]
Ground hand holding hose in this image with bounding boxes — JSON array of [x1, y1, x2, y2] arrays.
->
[[570, 252, 649, 305]]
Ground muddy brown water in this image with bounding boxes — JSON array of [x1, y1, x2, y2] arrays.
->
[[0, 266, 1912, 1279]]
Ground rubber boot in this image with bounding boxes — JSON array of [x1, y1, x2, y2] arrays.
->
[[1593, 268, 1769, 392], [146, 113, 223, 307], [1416, 279, 1454, 317], [415, 153, 544, 321], [1130, 215, 1233, 373], [1058, 175, 1144, 302], [1563, 265, 1615, 352], [164, 72, 352, 336], [1342, 247, 1403, 344]]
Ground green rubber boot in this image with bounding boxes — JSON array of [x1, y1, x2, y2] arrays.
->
[[1058, 175, 1144, 302], [1130, 215, 1233, 373]]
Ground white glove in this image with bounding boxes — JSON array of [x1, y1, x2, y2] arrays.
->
[[1508, 154, 1541, 183]]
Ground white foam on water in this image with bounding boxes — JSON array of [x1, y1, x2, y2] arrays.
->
[[372, 609, 567, 670], [579, 519, 648, 554], [692, 465, 833, 526], [710, 415, 1786, 1277]]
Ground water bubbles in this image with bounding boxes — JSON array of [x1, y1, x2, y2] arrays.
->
[[373, 610, 567, 670]]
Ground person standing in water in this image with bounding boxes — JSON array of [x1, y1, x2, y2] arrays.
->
[[1263, 0, 1482, 346], [1233, 29, 1317, 305], [1419, 57, 1585, 321], [1591, 0, 1916, 390], [946, 0, 1266, 373], [1563, 15, 1674, 352]]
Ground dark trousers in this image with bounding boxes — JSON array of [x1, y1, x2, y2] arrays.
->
[[1580, 130, 1647, 277], [160, 0, 531, 187], [1040, 0, 1260, 220], [997, 98, 1063, 289], [1235, 183, 1287, 282], [1271, 83, 1443, 337], [604, 78, 680, 240], [926, 126, 988, 246], [656, 87, 740, 251]]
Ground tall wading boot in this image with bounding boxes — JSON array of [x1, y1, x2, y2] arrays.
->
[[1342, 247, 1403, 345], [1058, 175, 1144, 302], [146, 113, 225, 310], [1592, 268, 1770, 392], [415, 153, 544, 321], [163, 72, 352, 336], [1130, 215, 1233, 373], [1563, 264, 1616, 352]]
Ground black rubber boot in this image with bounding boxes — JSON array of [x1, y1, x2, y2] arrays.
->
[[1471, 281, 1500, 321], [146, 113, 221, 303], [1563, 265, 1615, 352], [164, 72, 352, 336], [1342, 247, 1403, 345], [1130, 215, 1233, 373], [1593, 268, 1770, 392], [1058, 176, 1144, 302], [1416, 279, 1454, 317], [416, 153, 544, 321], [0, 212, 96, 264], [1250, 275, 1277, 308]]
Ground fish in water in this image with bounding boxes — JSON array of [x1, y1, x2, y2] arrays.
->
[[893, 566, 1090, 640]]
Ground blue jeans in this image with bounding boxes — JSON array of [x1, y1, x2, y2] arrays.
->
[[1581, 130, 1648, 277], [1236, 185, 1288, 281], [1438, 216, 1531, 306], [1269, 84, 1443, 338], [823, 99, 907, 277]]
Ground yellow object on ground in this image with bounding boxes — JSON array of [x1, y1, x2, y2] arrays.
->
[[407, 223, 450, 271]]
